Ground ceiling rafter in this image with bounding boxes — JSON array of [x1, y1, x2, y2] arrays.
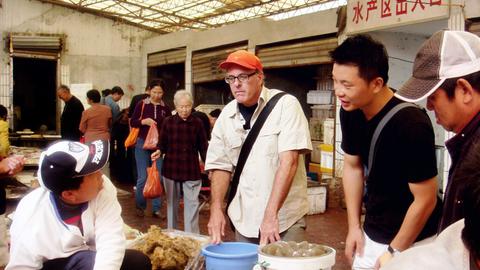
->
[[37, 0, 343, 34], [114, 0, 214, 27], [37, 0, 168, 33]]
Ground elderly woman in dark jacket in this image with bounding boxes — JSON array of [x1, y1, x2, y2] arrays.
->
[[152, 90, 208, 233]]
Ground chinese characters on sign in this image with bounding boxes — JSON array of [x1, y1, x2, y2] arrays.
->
[[347, 0, 450, 34]]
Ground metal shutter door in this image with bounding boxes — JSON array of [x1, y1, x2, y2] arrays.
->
[[257, 37, 337, 69], [192, 43, 247, 83]]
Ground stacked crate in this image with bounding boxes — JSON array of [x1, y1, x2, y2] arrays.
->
[[306, 67, 335, 214]]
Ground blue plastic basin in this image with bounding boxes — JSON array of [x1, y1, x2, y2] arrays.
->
[[202, 242, 258, 270]]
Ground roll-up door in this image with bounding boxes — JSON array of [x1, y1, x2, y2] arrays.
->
[[468, 20, 480, 37], [9, 34, 63, 59], [192, 43, 247, 83], [147, 47, 186, 67], [256, 37, 337, 69]]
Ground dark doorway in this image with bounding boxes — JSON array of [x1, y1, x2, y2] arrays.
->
[[148, 63, 185, 109], [264, 65, 318, 117], [193, 80, 232, 106], [13, 57, 56, 132]]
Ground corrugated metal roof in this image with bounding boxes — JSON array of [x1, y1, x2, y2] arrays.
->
[[37, 0, 346, 34]]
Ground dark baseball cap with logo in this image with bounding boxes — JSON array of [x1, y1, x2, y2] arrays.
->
[[38, 140, 109, 194]]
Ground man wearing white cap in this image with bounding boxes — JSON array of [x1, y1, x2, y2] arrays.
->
[[7, 140, 151, 270], [395, 30, 480, 233]]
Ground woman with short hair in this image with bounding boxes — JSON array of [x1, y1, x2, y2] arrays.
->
[[79, 89, 112, 142], [152, 90, 208, 233]]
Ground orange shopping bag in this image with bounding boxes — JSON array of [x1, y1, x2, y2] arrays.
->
[[125, 101, 145, 148], [124, 127, 139, 148], [143, 160, 163, 199], [143, 123, 159, 150]]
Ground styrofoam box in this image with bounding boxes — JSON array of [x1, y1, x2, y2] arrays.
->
[[320, 144, 333, 173], [307, 185, 327, 215], [323, 118, 335, 145], [311, 105, 333, 119], [307, 90, 333, 105]]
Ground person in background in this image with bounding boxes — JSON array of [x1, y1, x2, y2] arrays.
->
[[382, 148, 480, 270], [0, 105, 10, 158], [330, 34, 441, 270], [191, 109, 211, 140], [206, 50, 312, 245], [100, 89, 111, 105], [111, 108, 135, 184], [0, 155, 24, 267], [6, 140, 151, 270], [395, 30, 480, 233], [152, 90, 208, 233], [128, 85, 151, 119], [208, 108, 222, 130], [105, 86, 124, 124], [126, 83, 153, 183], [57, 85, 84, 141], [79, 89, 112, 142], [130, 79, 171, 218], [79, 89, 112, 179]]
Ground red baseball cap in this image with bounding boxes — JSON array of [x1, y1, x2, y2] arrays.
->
[[219, 50, 263, 72]]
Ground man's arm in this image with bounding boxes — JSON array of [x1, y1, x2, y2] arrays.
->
[[0, 156, 25, 176], [376, 176, 438, 269], [208, 169, 232, 244], [79, 111, 87, 134], [342, 153, 365, 264], [259, 150, 299, 245]]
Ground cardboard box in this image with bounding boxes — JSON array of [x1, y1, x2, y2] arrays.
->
[[311, 140, 322, 163], [320, 144, 333, 173], [307, 184, 327, 214], [309, 162, 322, 177], [309, 118, 323, 141], [323, 118, 335, 145]]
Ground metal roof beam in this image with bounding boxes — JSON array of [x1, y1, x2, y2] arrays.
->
[[37, 0, 167, 33]]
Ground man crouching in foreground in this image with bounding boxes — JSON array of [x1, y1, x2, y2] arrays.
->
[[7, 140, 151, 270]]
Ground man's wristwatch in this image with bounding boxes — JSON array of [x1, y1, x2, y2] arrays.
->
[[387, 245, 401, 256]]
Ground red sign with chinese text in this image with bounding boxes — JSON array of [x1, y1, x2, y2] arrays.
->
[[347, 0, 449, 34]]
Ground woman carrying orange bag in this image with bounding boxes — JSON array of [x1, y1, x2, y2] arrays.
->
[[129, 79, 171, 218]]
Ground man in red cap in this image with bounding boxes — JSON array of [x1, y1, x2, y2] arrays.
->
[[205, 50, 312, 245]]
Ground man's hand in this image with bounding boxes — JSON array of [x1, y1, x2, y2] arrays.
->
[[208, 206, 226, 244], [151, 150, 161, 161], [375, 250, 393, 270], [259, 212, 281, 245], [345, 227, 364, 265], [0, 155, 25, 176]]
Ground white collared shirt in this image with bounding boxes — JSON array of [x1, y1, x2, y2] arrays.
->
[[205, 87, 312, 237]]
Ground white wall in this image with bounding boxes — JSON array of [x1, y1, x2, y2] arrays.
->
[[465, 0, 480, 19], [0, 0, 157, 109]]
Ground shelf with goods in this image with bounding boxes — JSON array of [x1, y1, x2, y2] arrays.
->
[[305, 70, 336, 215], [307, 72, 335, 182]]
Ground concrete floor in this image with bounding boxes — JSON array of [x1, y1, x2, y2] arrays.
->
[[116, 182, 350, 270], [5, 179, 349, 270]]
